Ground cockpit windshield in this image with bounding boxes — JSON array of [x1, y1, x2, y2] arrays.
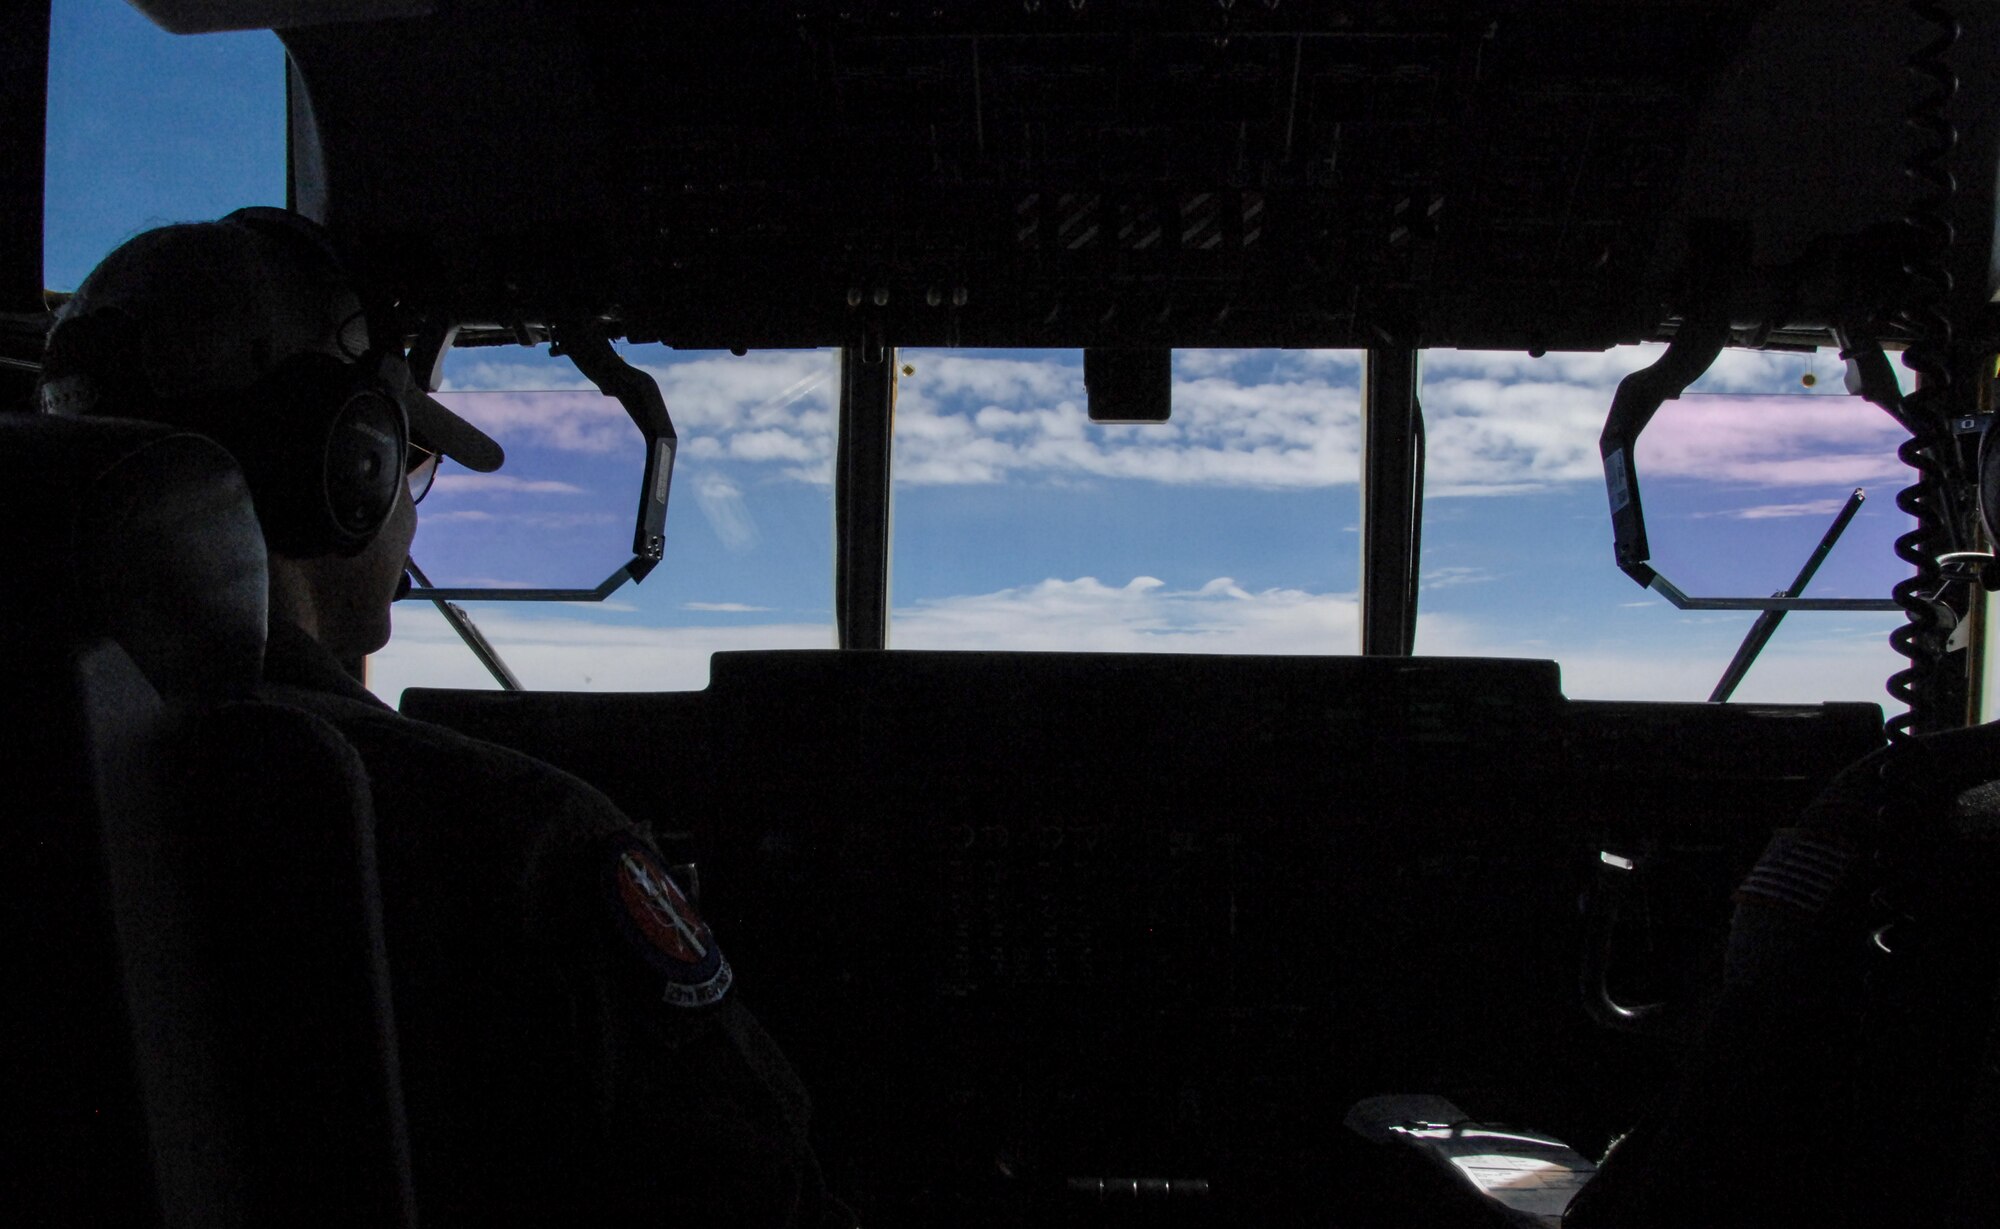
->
[[370, 341, 1915, 710], [34, 0, 1934, 718]]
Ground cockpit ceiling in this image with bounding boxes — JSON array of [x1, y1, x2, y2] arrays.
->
[[277, 1, 1997, 353]]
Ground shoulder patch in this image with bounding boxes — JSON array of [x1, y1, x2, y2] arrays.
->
[[605, 836, 733, 1008]]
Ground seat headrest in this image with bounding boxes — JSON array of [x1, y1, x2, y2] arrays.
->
[[0, 415, 267, 697]]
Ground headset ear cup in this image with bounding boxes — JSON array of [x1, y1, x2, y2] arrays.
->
[[228, 354, 406, 558], [321, 388, 407, 553]]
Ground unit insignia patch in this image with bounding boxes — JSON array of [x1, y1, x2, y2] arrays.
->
[[606, 837, 733, 1008]]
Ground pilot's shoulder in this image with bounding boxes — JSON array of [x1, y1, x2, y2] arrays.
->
[[264, 679, 631, 836]]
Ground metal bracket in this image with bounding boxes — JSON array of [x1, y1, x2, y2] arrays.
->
[[1835, 324, 1915, 432], [1710, 488, 1869, 702], [403, 559, 521, 690], [1600, 315, 1898, 613], [555, 322, 676, 565], [403, 562, 644, 604], [400, 320, 674, 604]]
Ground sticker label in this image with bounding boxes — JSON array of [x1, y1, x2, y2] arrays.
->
[[1604, 448, 1630, 514], [653, 440, 674, 505], [607, 838, 733, 1008]]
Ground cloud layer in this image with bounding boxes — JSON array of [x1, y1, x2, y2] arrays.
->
[[374, 573, 1902, 711], [437, 344, 1908, 498]]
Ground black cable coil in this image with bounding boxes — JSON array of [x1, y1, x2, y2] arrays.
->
[[1886, 1, 1963, 742]]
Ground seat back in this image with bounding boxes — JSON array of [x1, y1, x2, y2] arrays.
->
[[0, 415, 414, 1227]]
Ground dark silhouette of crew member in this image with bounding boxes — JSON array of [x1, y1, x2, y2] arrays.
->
[[38, 209, 850, 1228]]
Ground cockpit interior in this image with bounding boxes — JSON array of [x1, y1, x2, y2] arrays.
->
[[7, 2, 2000, 1225]]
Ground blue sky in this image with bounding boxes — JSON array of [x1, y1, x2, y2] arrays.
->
[[44, 0, 1920, 710]]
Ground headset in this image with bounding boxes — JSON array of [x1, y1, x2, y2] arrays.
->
[[40, 207, 412, 559]]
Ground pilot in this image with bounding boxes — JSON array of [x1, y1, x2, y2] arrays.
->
[[37, 210, 852, 1228]]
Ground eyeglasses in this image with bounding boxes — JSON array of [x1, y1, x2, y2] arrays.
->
[[407, 445, 440, 505]]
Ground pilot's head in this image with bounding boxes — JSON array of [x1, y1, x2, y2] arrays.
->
[[37, 208, 502, 658]]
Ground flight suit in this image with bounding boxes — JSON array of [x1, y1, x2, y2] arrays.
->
[[259, 619, 847, 1227]]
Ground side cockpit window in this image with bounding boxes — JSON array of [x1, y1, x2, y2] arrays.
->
[[43, 0, 283, 293], [1417, 346, 1910, 708], [371, 344, 840, 699]]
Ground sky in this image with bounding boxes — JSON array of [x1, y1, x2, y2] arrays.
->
[[44, 0, 1927, 714]]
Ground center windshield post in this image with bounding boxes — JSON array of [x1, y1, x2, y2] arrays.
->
[[1360, 346, 1424, 657]]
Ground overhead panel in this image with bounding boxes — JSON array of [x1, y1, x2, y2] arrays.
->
[[277, 1, 1992, 354]]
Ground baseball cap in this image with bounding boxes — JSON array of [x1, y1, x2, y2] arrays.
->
[[39, 211, 503, 474]]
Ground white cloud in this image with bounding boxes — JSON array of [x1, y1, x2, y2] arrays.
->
[[517, 513, 620, 530], [683, 601, 774, 613], [892, 365, 1363, 489], [438, 350, 838, 457], [432, 390, 635, 454], [1422, 566, 1496, 590], [418, 512, 612, 532], [1417, 607, 1906, 708], [1633, 397, 1906, 487], [889, 574, 1367, 654], [729, 429, 818, 463], [372, 577, 1369, 700], [419, 509, 617, 531], [1420, 344, 1882, 397], [372, 605, 834, 697], [371, 574, 1903, 712], [917, 354, 1081, 405], [1420, 375, 1619, 492], [692, 471, 758, 551], [1696, 497, 1855, 520], [1436, 636, 1895, 706], [439, 356, 596, 394], [444, 349, 1363, 490], [430, 472, 586, 496], [436, 345, 1910, 499], [1419, 356, 1908, 495], [1174, 349, 1362, 378], [1423, 348, 1651, 385]]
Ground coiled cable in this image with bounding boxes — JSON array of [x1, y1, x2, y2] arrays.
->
[[1886, 1, 1963, 742]]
